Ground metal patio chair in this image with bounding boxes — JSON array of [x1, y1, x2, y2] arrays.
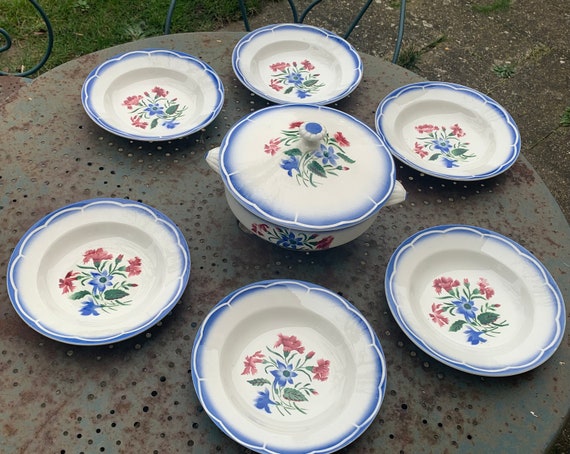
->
[[0, 0, 54, 77], [164, 0, 406, 64]]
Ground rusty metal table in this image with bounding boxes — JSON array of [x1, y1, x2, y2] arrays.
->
[[1, 32, 568, 453]]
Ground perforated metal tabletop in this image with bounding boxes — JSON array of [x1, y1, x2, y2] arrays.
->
[[1, 32, 568, 453]]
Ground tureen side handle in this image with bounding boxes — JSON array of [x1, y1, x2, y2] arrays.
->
[[205, 147, 221, 176], [384, 180, 406, 206]]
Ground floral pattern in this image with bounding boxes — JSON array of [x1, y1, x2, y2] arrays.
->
[[241, 333, 330, 416], [122, 86, 188, 131], [251, 223, 334, 250], [264, 121, 355, 187], [413, 123, 475, 168], [58, 248, 142, 316], [268, 60, 325, 100], [428, 276, 508, 345]]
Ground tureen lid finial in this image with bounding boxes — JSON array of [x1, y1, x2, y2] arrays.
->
[[299, 122, 327, 146]]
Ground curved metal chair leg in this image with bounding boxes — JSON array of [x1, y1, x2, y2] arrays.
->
[[343, 0, 373, 39], [239, 0, 251, 31], [164, 0, 178, 34], [0, 0, 54, 77], [392, 0, 407, 64]]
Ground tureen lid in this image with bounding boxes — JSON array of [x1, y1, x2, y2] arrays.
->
[[219, 104, 396, 231]]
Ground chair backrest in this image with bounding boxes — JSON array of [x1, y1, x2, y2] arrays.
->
[[163, 0, 406, 64], [237, 0, 406, 64], [0, 0, 54, 77]]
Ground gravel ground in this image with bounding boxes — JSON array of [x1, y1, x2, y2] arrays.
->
[[221, 1, 569, 451]]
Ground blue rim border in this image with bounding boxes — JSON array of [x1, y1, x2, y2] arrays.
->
[[385, 224, 566, 376], [232, 23, 363, 105], [375, 81, 521, 180], [191, 279, 387, 454], [7, 198, 191, 345], [81, 49, 224, 141], [220, 104, 397, 231]]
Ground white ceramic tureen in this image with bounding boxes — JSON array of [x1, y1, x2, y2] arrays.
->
[[206, 104, 406, 251]]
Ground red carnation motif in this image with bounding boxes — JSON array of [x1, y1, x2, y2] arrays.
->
[[83, 248, 113, 265], [312, 359, 330, 381], [274, 333, 305, 354], [433, 276, 460, 294]]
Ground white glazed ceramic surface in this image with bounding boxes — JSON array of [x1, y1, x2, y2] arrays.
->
[[192, 280, 386, 454], [217, 104, 397, 232], [7, 198, 191, 345], [82, 49, 224, 141], [385, 225, 565, 376], [375, 82, 520, 180], [232, 24, 362, 105], [223, 190, 379, 250]]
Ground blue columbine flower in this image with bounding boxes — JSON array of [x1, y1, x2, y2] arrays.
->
[[277, 232, 304, 250], [80, 299, 100, 316], [315, 144, 338, 166], [452, 296, 478, 322], [285, 72, 305, 86], [144, 102, 165, 116], [441, 156, 459, 168], [432, 138, 452, 153], [296, 89, 311, 99], [88, 270, 113, 294], [465, 327, 487, 345], [254, 388, 276, 413], [280, 156, 300, 176], [162, 119, 180, 129], [270, 360, 298, 387]]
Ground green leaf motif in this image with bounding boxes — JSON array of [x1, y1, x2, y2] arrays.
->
[[104, 289, 129, 300], [284, 148, 303, 157], [449, 320, 466, 332], [150, 118, 158, 129], [70, 290, 91, 300], [429, 153, 441, 161], [477, 312, 500, 325], [337, 152, 355, 164], [307, 160, 327, 178], [247, 378, 271, 386], [283, 387, 308, 402], [304, 79, 318, 87], [165, 104, 178, 115], [451, 148, 469, 156], [284, 86, 294, 94]]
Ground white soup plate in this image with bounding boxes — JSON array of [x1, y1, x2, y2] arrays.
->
[[233, 24, 362, 105], [81, 49, 224, 141], [7, 198, 191, 345], [191, 279, 386, 453], [376, 81, 520, 180], [385, 224, 565, 376]]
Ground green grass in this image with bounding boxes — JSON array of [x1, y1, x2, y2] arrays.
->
[[472, 0, 511, 13], [0, 0, 261, 76], [397, 34, 446, 70], [492, 62, 516, 78], [560, 107, 570, 127]]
